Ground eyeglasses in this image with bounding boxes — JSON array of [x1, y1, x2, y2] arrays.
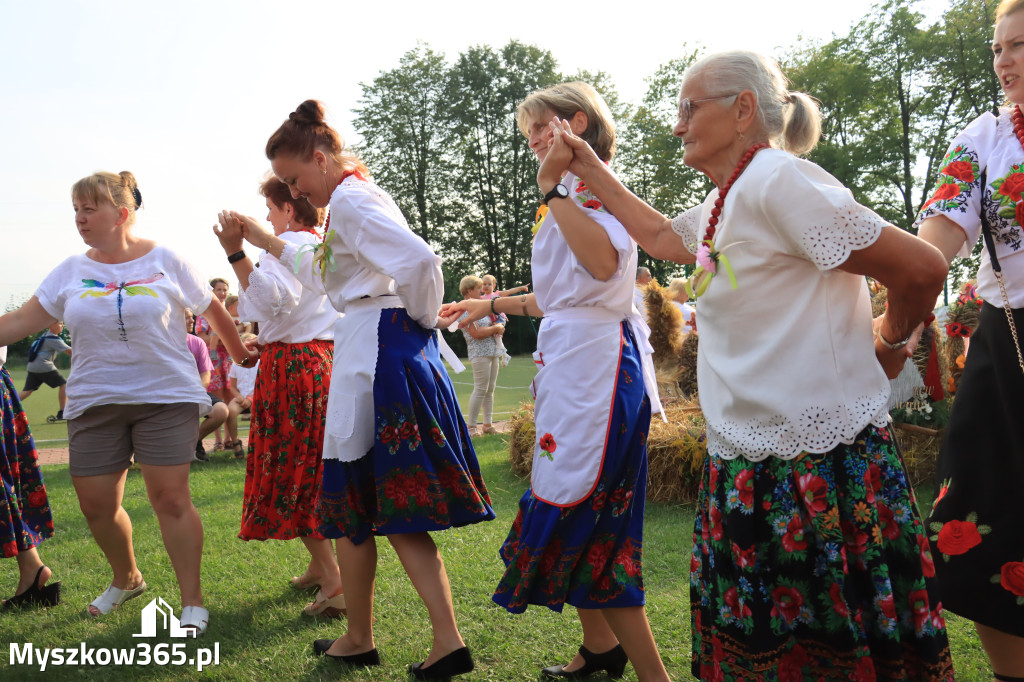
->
[[677, 94, 738, 124]]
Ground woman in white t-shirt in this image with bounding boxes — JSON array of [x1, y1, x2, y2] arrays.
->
[[547, 53, 954, 679], [0, 171, 255, 636], [665, 278, 696, 335]]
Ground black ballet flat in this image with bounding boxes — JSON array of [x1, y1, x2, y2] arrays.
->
[[541, 644, 628, 679], [1, 566, 62, 611], [312, 638, 381, 667], [408, 646, 474, 680]]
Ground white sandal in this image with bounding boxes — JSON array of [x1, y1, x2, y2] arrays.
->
[[179, 605, 210, 637], [88, 580, 147, 617]]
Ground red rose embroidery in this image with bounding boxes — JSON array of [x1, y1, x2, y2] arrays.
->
[[782, 516, 807, 552], [942, 160, 975, 183], [734, 469, 754, 507], [999, 561, 1024, 596], [723, 586, 751, 619], [582, 199, 603, 210], [829, 582, 849, 617], [796, 473, 828, 516], [936, 519, 983, 555], [1001, 172, 1024, 202], [770, 585, 804, 623], [27, 491, 47, 508], [399, 421, 417, 442], [918, 534, 935, 578], [927, 181, 961, 205], [908, 588, 930, 630], [539, 433, 556, 453], [1016, 200, 1024, 229], [381, 425, 399, 444]]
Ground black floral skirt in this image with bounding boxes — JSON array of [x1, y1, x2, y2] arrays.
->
[[690, 424, 954, 680]]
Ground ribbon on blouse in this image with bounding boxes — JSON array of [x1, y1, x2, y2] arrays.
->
[[293, 229, 338, 282]]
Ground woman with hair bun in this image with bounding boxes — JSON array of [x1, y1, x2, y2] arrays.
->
[[547, 52, 954, 679], [0, 170, 256, 636], [213, 175, 343, 617], [219, 100, 494, 679]]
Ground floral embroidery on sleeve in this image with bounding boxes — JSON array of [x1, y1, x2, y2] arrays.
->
[[572, 179, 607, 213], [921, 146, 980, 212]]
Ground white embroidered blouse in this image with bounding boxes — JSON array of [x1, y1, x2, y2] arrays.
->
[[915, 109, 1024, 305], [671, 149, 891, 461]]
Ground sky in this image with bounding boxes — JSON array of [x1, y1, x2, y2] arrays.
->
[[0, 0, 952, 310]]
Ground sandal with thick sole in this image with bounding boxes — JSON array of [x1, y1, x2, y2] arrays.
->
[[88, 580, 147, 617], [232, 440, 245, 458], [179, 605, 209, 637], [303, 589, 346, 618], [1, 566, 62, 610], [290, 573, 321, 590]]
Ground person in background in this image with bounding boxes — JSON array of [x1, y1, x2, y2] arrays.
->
[[665, 278, 696, 335], [0, 170, 256, 636], [213, 173, 344, 617], [546, 51, 953, 679], [0, 344, 61, 611], [633, 266, 652, 318], [184, 310, 229, 462], [193, 278, 232, 451], [913, 0, 1024, 675], [18, 320, 72, 420], [224, 333, 259, 460], [479, 274, 528, 366], [457, 275, 505, 437]]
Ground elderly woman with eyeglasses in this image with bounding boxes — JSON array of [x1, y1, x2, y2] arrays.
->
[[544, 50, 954, 680]]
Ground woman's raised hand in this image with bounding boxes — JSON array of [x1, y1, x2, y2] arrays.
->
[[213, 210, 245, 254], [231, 212, 275, 252], [549, 117, 602, 178], [537, 116, 575, 190]]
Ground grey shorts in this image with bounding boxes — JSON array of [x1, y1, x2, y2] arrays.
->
[[67, 403, 200, 477]]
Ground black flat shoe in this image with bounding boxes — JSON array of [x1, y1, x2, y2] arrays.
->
[[1, 566, 62, 611], [312, 639, 380, 667], [541, 644, 628, 679], [408, 646, 474, 680]]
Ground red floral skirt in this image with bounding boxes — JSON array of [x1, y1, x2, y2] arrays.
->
[[690, 425, 954, 680], [206, 347, 232, 392], [0, 366, 53, 556], [239, 339, 333, 541]]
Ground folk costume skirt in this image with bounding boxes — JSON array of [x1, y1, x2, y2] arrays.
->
[[317, 308, 494, 545], [0, 366, 53, 557], [493, 322, 651, 614], [238, 339, 333, 541], [690, 424, 954, 681], [927, 302, 1024, 637]]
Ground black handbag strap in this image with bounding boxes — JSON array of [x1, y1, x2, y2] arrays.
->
[[979, 169, 1004, 273]]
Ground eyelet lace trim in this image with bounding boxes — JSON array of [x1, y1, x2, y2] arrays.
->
[[243, 265, 285, 317], [795, 203, 886, 270], [707, 390, 890, 461], [671, 207, 703, 253]]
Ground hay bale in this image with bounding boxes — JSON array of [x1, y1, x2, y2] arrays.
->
[[505, 398, 708, 503]]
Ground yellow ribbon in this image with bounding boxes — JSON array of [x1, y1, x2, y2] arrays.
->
[[532, 205, 549, 235], [685, 241, 739, 300]]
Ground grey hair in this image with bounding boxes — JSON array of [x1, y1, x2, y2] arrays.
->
[[682, 50, 821, 156]]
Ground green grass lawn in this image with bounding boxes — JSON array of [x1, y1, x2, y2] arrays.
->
[[4, 356, 537, 447]]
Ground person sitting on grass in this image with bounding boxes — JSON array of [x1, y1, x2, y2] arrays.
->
[[18, 320, 72, 420], [224, 332, 259, 459]]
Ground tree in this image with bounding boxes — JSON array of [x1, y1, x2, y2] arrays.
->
[[352, 43, 455, 248]]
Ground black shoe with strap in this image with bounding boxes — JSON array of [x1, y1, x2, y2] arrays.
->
[[1, 566, 62, 610], [312, 639, 380, 667], [408, 646, 474, 680], [541, 644, 628, 679], [194, 441, 209, 462]]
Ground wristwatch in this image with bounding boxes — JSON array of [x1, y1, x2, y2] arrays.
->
[[542, 183, 569, 204], [876, 329, 911, 350]]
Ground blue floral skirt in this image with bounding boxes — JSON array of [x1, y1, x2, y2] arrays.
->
[[0, 365, 53, 557], [493, 322, 651, 614], [318, 309, 494, 544], [690, 425, 954, 680]]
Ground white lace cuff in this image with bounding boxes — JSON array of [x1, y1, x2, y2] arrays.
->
[[242, 266, 285, 318], [671, 206, 703, 254], [796, 202, 887, 271]]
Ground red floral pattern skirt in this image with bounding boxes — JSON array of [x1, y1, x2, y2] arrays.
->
[[690, 425, 954, 680], [0, 366, 53, 557], [493, 321, 650, 613], [206, 347, 232, 392], [239, 339, 332, 541]]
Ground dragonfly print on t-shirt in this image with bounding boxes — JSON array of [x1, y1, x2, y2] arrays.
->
[[79, 273, 165, 344]]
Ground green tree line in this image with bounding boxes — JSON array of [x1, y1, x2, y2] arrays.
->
[[354, 0, 1000, 354]]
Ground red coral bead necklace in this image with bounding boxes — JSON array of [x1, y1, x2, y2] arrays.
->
[[1012, 105, 1024, 152], [702, 142, 771, 244]]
